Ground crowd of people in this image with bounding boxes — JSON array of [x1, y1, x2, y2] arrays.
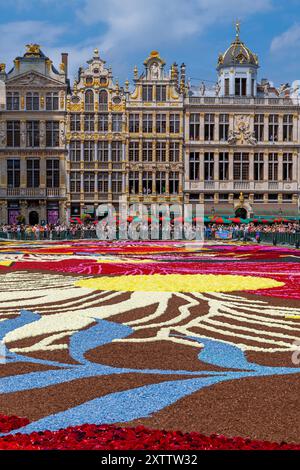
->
[[0, 220, 300, 242]]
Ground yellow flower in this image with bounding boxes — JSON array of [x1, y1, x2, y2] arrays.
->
[[76, 274, 283, 293]]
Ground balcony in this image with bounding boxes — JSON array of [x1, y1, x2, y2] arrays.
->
[[188, 97, 297, 107], [233, 182, 250, 190], [0, 188, 66, 199]]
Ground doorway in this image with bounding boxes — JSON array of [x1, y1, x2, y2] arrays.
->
[[29, 210, 39, 225], [235, 207, 247, 219]]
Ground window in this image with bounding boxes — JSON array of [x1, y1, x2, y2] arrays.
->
[[156, 141, 166, 162], [204, 152, 214, 181], [98, 114, 108, 132], [233, 153, 249, 180], [170, 113, 180, 133], [169, 142, 180, 162], [224, 78, 230, 96], [46, 159, 59, 187], [111, 141, 122, 161], [189, 152, 200, 181], [7, 121, 20, 147], [70, 172, 81, 192], [84, 114, 94, 132], [70, 114, 81, 132], [190, 113, 200, 140], [219, 152, 229, 181], [283, 115, 293, 142], [85, 90, 94, 111], [142, 171, 152, 193], [204, 114, 214, 141], [99, 90, 108, 111], [142, 141, 153, 162], [112, 114, 122, 132], [235, 78, 247, 96], [46, 121, 59, 147], [46, 92, 59, 110], [254, 115, 264, 142], [219, 114, 229, 141], [283, 153, 293, 181], [268, 153, 278, 181], [129, 171, 139, 194], [27, 159, 40, 187], [156, 114, 166, 133], [26, 121, 40, 147], [156, 171, 166, 194], [129, 141, 139, 161], [142, 114, 153, 133], [129, 114, 140, 133], [7, 159, 20, 188], [142, 85, 153, 102], [169, 171, 179, 194], [84, 141, 95, 161], [70, 141, 81, 162], [254, 153, 264, 181], [7, 92, 19, 110], [26, 92, 39, 111], [98, 173, 108, 193], [112, 172, 122, 193], [83, 172, 95, 192], [156, 85, 166, 102], [269, 115, 279, 142], [97, 141, 109, 162]]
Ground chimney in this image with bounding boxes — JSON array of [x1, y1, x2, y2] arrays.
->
[[61, 52, 68, 79]]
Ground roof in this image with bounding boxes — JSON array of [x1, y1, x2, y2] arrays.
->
[[217, 34, 259, 70]]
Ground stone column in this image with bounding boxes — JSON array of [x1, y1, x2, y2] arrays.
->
[[40, 158, 46, 188], [249, 152, 254, 181], [278, 152, 283, 182], [264, 114, 269, 142], [263, 152, 269, 181], [214, 152, 219, 181], [20, 158, 27, 188], [214, 114, 219, 142], [228, 151, 234, 181], [278, 115, 283, 142]]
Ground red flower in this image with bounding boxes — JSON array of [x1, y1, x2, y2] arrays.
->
[[0, 419, 299, 450]]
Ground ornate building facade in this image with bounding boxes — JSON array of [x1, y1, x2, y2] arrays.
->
[[184, 26, 300, 217], [66, 48, 127, 220], [0, 26, 300, 224], [0, 44, 68, 225], [125, 51, 185, 209]]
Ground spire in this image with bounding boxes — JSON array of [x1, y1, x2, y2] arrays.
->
[[235, 19, 241, 40]]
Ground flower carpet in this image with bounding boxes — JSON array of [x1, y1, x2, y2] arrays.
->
[[0, 239, 300, 450]]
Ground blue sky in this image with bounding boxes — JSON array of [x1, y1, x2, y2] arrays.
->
[[0, 0, 299, 87]]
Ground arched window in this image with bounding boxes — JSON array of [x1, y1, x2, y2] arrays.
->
[[85, 90, 94, 111], [99, 90, 108, 111]]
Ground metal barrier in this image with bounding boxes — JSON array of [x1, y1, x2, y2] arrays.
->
[[1, 229, 300, 245], [0, 230, 98, 241]]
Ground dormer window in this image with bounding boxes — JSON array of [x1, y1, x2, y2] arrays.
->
[[7, 92, 19, 110], [85, 76, 93, 86], [156, 85, 166, 102], [85, 89, 94, 111], [26, 92, 39, 111], [142, 85, 153, 102], [46, 92, 59, 110], [235, 78, 247, 96], [99, 90, 108, 111]]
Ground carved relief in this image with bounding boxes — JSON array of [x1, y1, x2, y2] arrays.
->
[[228, 115, 257, 145]]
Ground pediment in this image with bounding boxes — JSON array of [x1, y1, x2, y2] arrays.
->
[[6, 71, 65, 89]]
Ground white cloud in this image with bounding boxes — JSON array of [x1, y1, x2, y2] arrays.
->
[[0, 20, 67, 70], [77, 0, 272, 50], [0, 0, 273, 81], [271, 23, 300, 54]]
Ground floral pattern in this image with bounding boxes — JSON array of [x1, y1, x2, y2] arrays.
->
[[0, 240, 300, 448]]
